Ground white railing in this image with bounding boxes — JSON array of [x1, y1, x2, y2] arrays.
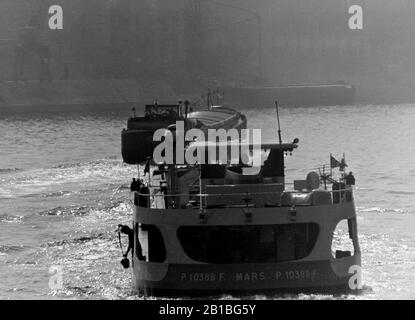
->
[[133, 186, 353, 210]]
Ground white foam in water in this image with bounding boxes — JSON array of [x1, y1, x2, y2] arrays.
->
[[359, 207, 408, 214]]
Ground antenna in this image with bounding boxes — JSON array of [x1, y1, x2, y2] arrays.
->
[[275, 101, 282, 146], [207, 88, 211, 110]]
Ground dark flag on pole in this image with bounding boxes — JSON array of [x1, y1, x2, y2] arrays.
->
[[331, 154, 348, 171], [330, 155, 341, 169]]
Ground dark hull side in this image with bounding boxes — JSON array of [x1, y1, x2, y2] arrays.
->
[[133, 256, 361, 297], [121, 108, 247, 164], [121, 129, 157, 165]]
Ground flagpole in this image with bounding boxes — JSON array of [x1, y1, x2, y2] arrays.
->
[[275, 101, 282, 146]]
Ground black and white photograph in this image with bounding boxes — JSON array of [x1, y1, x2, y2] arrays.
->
[[0, 0, 414, 306]]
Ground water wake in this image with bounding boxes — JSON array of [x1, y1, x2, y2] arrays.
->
[[358, 207, 407, 214], [0, 168, 22, 174], [43, 233, 106, 247], [38, 205, 91, 216], [0, 214, 24, 224], [0, 244, 27, 254]]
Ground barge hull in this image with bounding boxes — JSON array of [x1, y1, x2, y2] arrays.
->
[[133, 255, 361, 297], [224, 85, 356, 108]]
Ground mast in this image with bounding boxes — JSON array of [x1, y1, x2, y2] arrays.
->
[[275, 101, 283, 146]]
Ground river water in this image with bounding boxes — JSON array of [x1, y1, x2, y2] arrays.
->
[[0, 104, 414, 300]]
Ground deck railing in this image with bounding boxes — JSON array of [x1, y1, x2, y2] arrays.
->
[[133, 186, 354, 210]]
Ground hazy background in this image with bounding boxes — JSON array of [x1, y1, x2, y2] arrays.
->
[[1, 0, 415, 105]]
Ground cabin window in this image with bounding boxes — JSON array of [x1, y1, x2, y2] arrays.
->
[[139, 224, 166, 262], [177, 223, 319, 264], [331, 218, 359, 258]]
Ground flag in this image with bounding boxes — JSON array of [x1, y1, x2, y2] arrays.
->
[[144, 158, 151, 176], [331, 154, 348, 170], [330, 155, 341, 169]]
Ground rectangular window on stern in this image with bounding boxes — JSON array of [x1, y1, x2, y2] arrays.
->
[[177, 224, 319, 264], [139, 224, 166, 263]]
